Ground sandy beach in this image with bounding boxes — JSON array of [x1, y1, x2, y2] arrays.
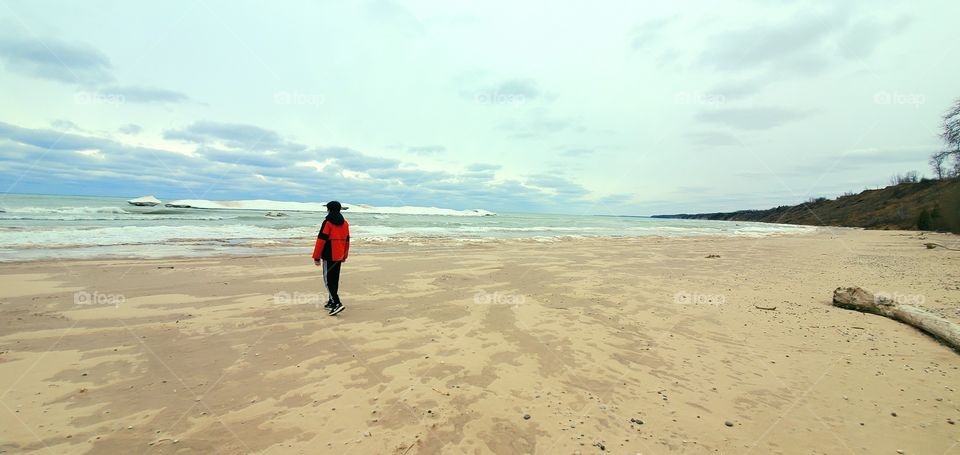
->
[[1, 229, 959, 454]]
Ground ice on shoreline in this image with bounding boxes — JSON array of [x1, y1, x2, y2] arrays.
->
[[127, 195, 162, 206]]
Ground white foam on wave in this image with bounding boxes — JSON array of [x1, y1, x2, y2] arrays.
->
[[0, 224, 313, 248], [9, 206, 128, 215], [0, 206, 233, 221], [163, 199, 495, 216]]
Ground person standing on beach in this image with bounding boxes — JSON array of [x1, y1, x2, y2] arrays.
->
[[312, 201, 350, 316]]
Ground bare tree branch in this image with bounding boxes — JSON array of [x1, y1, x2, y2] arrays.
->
[[932, 98, 960, 178]]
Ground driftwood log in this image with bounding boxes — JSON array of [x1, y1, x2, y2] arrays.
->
[[832, 286, 960, 352]]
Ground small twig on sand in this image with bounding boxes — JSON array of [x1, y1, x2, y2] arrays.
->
[[432, 387, 449, 396], [400, 439, 419, 455], [754, 305, 777, 311]]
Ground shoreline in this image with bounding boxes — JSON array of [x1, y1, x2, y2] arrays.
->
[[0, 228, 833, 265], [1, 194, 826, 264], [1, 229, 958, 453]]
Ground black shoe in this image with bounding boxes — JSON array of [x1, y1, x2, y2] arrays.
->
[[328, 303, 345, 316], [324, 299, 335, 309]]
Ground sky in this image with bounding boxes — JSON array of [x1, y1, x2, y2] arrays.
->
[[0, 0, 957, 215]]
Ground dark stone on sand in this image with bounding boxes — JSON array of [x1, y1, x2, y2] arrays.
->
[[724, 420, 734, 427], [523, 414, 531, 420]]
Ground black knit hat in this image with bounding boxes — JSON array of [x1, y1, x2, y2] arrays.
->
[[324, 200, 344, 212]]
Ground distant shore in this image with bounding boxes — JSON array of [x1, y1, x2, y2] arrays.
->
[[655, 177, 960, 233]]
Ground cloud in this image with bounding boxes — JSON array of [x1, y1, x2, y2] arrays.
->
[[366, 0, 425, 38], [698, 8, 912, 79], [728, 146, 932, 186], [673, 185, 712, 194], [407, 145, 446, 155], [314, 147, 401, 171], [0, 35, 190, 104], [524, 173, 590, 199], [696, 107, 810, 130], [688, 131, 741, 147], [698, 9, 848, 73], [0, 121, 104, 151], [792, 146, 932, 173], [593, 193, 635, 207], [195, 146, 292, 168], [0, 35, 113, 84], [0, 121, 210, 179], [101, 85, 190, 104], [560, 148, 595, 157], [465, 163, 500, 172], [499, 114, 583, 139], [491, 79, 541, 100], [630, 15, 677, 50], [164, 121, 303, 152], [50, 119, 82, 131], [462, 77, 547, 106], [836, 15, 911, 59], [118, 123, 142, 134], [838, 146, 928, 163], [710, 78, 766, 101]]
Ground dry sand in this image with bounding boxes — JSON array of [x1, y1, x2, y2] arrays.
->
[[1, 229, 959, 454]]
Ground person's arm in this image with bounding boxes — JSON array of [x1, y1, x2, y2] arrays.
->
[[312, 221, 329, 262]]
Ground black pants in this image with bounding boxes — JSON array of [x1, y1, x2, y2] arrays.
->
[[322, 260, 343, 305]]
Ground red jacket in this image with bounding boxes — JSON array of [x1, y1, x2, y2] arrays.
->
[[312, 217, 350, 262]]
